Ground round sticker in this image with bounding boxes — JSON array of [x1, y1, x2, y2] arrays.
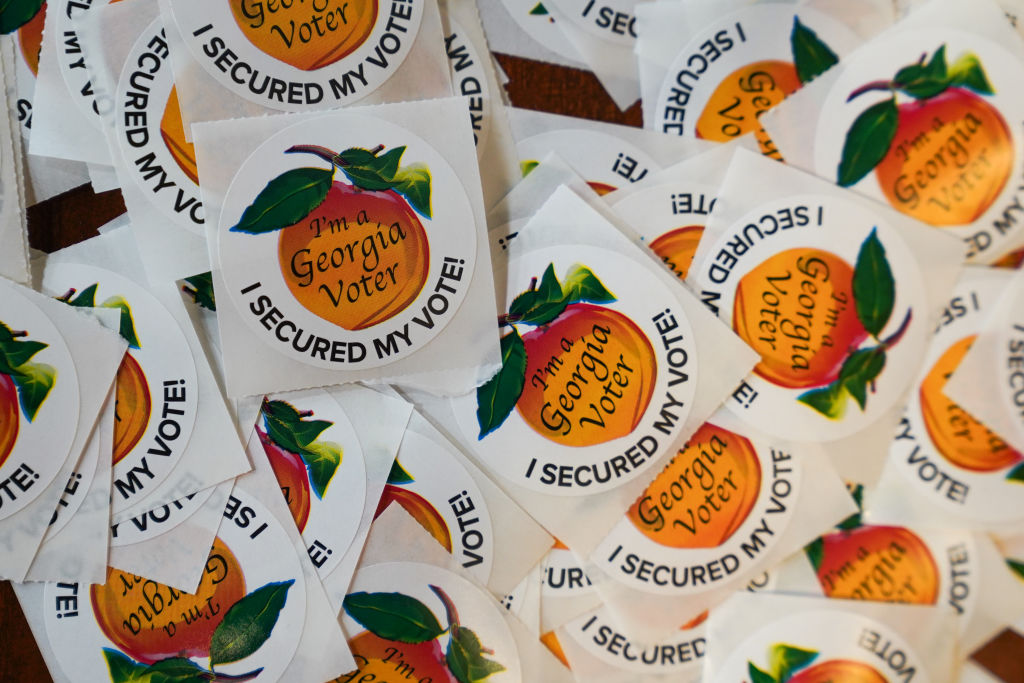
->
[[258, 389, 367, 577], [495, 0, 582, 63], [453, 243, 697, 496], [341, 561, 522, 682], [564, 606, 706, 675], [517, 129, 658, 193], [889, 271, 1024, 523], [690, 194, 930, 441], [811, 28, 1024, 262], [808, 524, 978, 631], [169, 0, 424, 111], [109, 486, 218, 547], [545, 0, 637, 46], [593, 421, 801, 595], [42, 262, 200, 515], [653, 4, 858, 153], [715, 609, 931, 683], [383, 430, 494, 581], [444, 19, 494, 152], [613, 180, 718, 280], [0, 285, 80, 521], [218, 113, 476, 370], [55, 0, 115, 127], [115, 19, 205, 234], [44, 490, 307, 683]]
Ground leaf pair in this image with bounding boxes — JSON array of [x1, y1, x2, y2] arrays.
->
[[101, 580, 293, 683], [0, 321, 55, 422], [475, 263, 616, 438], [748, 644, 819, 683], [837, 45, 996, 186], [797, 230, 905, 419], [342, 590, 505, 683], [230, 144, 433, 235], [62, 283, 142, 349], [261, 400, 342, 498]]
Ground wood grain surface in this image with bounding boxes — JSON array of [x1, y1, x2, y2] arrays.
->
[[1, 52, 1022, 683]]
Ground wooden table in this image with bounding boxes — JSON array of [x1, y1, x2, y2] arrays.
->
[[2, 53, 1023, 683]]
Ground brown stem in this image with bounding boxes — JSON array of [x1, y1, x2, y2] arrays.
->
[[497, 313, 519, 327], [55, 287, 76, 303], [181, 284, 198, 302], [846, 81, 894, 102], [285, 144, 386, 168], [881, 309, 913, 348], [8, 330, 27, 338], [429, 584, 461, 630], [297, 410, 314, 418]]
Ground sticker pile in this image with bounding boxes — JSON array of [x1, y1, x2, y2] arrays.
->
[[2, 0, 1024, 680]]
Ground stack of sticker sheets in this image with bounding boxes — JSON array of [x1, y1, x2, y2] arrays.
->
[[2, 0, 1024, 680]]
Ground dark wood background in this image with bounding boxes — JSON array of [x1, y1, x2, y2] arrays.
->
[[2, 53, 1022, 682]]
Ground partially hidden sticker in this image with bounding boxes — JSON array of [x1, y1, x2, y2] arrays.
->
[[44, 489, 307, 683], [10, 0, 44, 137], [517, 129, 657, 194], [813, 29, 1024, 261], [257, 389, 367, 576], [614, 180, 718, 280], [109, 486, 217, 547], [565, 608, 707, 675], [593, 422, 801, 595], [377, 430, 495, 581], [169, 0, 424, 111], [44, 262, 200, 513], [218, 113, 477, 370], [714, 610, 930, 682], [115, 19, 205, 233], [55, 0, 115, 128], [654, 4, 859, 156], [454, 243, 697, 495], [889, 271, 1024, 522], [339, 560, 522, 682], [0, 285, 79, 521], [690, 194, 930, 441], [444, 19, 493, 151]]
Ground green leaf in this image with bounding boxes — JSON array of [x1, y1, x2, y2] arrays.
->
[[100, 296, 142, 349], [797, 382, 847, 420], [338, 147, 379, 166], [262, 399, 333, 454], [1007, 558, 1024, 581], [0, 337, 46, 369], [837, 97, 899, 187], [852, 229, 896, 337], [527, 3, 547, 16], [805, 537, 824, 573], [0, 0, 44, 34], [66, 284, 98, 308], [769, 644, 818, 682], [343, 591, 445, 643], [476, 330, 527, 439], [394, 163, 432, 218], [446, 626, 506, 683], [101, 648, 151, 683], [230, 167, 333, 234], [560, 264, 616, 305], [508, 264, 569, 326], [11, 362, 56, 422], [183, 273, 216, 311], [300, 439, 342, 499], [1007, 462, 1024, 483], [341, 165, 396, 192], [949, 52, 995, 95], [790, 16, 838, 84], [749, 662, 777, 683], [144, 657, 207, 683], [838, 347, 886, 410], [387, 459, 414, 485], [370, 146, 405, 179], [209, 580, 294, 666], [894, 46, 949, 99]]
